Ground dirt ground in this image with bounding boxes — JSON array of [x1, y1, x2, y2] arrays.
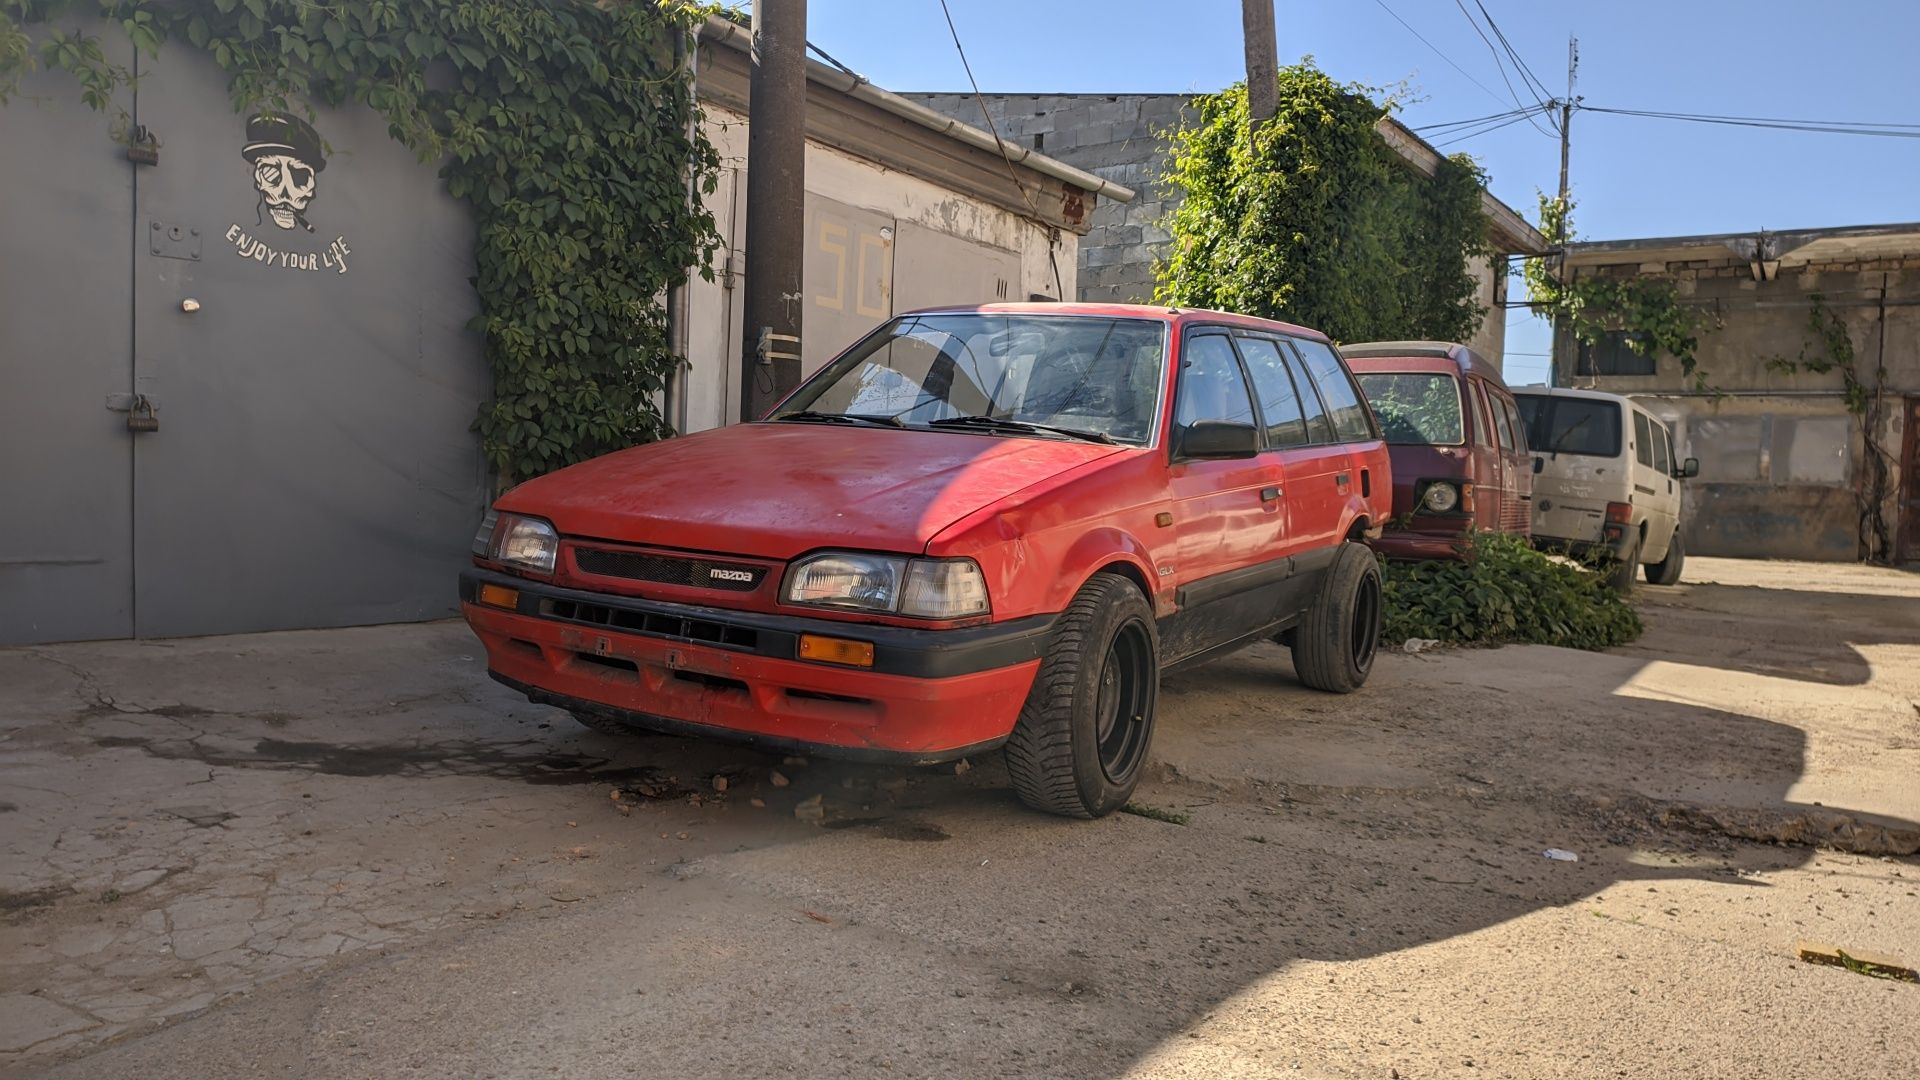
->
[[2, 556, 1916, 1078]]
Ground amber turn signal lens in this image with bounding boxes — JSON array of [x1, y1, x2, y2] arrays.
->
[[477, 583, 519, 610], [798, 634, 875, 668]]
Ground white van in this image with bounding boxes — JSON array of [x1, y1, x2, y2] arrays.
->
[[1510, 387, 1698, 590]]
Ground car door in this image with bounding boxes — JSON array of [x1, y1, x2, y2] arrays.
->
[[1642, 413, 1678, 560], [1490, 387, 1532, 534], [1162, 331, 1280, 660], [1232, 333, 1323, 621], [1281, 337, 1379, 561], [1482, 381, 1518, 531]]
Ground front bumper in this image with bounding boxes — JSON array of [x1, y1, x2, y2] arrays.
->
[[1369, 525, 1470, 561], [458, 568, 1048, 764]]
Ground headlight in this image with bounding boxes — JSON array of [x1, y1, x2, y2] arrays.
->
[[479, 511, 558, 575], [1421, 482, 1460, 514], [784, 553, 990, 619]]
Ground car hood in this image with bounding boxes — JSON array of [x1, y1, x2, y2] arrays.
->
[[497, 422, 1130, 559]]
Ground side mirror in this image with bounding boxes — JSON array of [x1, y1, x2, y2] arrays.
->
[[1180, 420, 1260, 460], [1532, 456, 1545, 474], [1676, 457, 1700, 479]]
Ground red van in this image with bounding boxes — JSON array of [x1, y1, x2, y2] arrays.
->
[[462, 304, 1392, 817], [1341, 341, 1532, 559]]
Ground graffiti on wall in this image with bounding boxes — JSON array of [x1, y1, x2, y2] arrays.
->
[[225, 113, 351, 273]]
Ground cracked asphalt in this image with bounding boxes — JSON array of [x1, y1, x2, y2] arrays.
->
[[2, 557, 1917, 1078]]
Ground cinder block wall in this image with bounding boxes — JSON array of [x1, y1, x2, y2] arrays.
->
[[905, 93, 1195, 304]]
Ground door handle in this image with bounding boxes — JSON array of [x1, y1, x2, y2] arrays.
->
[[1259, 486, 1281, 502]]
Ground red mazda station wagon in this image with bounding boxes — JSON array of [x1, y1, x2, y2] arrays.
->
[[461, 304, 1392, 817]]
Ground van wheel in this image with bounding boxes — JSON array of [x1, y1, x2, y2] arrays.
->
[[1290, 542, 1382, 694], [1003, 574, 1159, 818], [1606, 534, 1642, 592], [568, 708, 632, 735], [1645, 530, 1685, 585]]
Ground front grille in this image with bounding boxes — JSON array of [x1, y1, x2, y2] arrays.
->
[[574, 548, 767, 592], [540, 598, 760, 652]]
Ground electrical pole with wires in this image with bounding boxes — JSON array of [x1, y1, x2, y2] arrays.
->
[[740, 0, 808, 422], [1558, 35, 1578, 203], [1242, 0, 1278, 127]]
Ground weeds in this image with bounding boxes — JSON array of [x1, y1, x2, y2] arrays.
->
[[1380, 532, 1641, 650], [1121, 803, 1191, 826]]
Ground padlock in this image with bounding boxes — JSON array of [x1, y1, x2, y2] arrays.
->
[[126, 396, 159, 433]]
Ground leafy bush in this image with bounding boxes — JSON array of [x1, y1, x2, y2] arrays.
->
[[1380, 532, 1641, 650]]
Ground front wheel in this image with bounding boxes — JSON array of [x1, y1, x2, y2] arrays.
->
[[1004, 574, 1159, 818], [1290, 542, 1383, 694], [1645, 529, 1685, 585]]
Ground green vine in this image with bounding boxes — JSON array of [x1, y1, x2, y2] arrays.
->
[[1766, 293, 1894, 560], [1524, 194, 1715, 389], [1156, 66, 1490, 344], [1, 0, 721, 482]]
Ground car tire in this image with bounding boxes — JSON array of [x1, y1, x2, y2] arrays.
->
[[1606, 534, 1642, 593], [1290, 541, 1383, 694], [568, 708, 632, 735], [1645, 529, 1684, 586], [1003, 574, 1159, 819]]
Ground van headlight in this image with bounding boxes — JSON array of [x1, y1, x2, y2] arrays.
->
[[476, 512, 559, 575], [1421, 482, 1460, 514], [784, 553, 990, 619]]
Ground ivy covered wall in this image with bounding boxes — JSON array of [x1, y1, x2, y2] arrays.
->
[[1, 0, 721, 482], [1156, 66, 1492, 347]]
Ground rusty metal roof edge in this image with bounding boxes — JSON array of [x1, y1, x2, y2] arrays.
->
[[698, 16, 1137, 205]]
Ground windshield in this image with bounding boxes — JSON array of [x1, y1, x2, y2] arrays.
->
[[773, 314, 1168, 446], [1354, 372, 1463, 446], [1516, 395, 1622, 457]]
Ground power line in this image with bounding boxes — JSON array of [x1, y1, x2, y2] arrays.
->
[[1451, 0, 1556, 136], [1431, 107, 1554, 147], [1414, 103, 1553, 135], [1366, 0, 1512, 114], [1473, 0, 1557, 109], [1582, 105, 1920, 139]]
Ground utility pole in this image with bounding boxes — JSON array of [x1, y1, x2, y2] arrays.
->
[[740, 0, 808, 422], [1557, 35, 1578, 204], [1242, 0, 1278, 127]]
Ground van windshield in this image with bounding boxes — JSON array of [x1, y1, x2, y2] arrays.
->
[[1516, 395, 1621, 457], [1353, 372, 1462, 446]]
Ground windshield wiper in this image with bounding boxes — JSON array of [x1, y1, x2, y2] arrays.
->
[[771, 410, 904, 429], [926, 415, 1115, 444]]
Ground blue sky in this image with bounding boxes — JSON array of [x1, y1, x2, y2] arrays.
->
[[803, 1, 1920, 385]]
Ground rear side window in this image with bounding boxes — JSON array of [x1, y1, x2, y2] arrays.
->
[[1174, 334, 1257, 432], [1283, 349, 1336, 443], [1233, 336, 1311, 448], [1523, 396, 1622, 457], [1634, 412, 1654, 467], [1289, 338, 1376, 442], [1473, 382, 1496, 447]]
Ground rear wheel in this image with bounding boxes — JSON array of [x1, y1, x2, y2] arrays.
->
[[1004, 574, 1159, 818], [1645, 529, 1685, 585], [1606, 534, 1642, 592], [1290, 542, 1382, 694]]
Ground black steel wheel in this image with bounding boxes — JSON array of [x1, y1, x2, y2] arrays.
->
[[1004, 574, 1160, 818], [1291, 541, 1384, 694]]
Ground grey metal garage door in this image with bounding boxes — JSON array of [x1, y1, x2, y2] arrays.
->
[[1, 30, 489, 645]]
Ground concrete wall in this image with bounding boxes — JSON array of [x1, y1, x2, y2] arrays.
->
[[903, 92, 1510, 368], [1554, 256, 1918, 561], [676, 105, 1075, 433]]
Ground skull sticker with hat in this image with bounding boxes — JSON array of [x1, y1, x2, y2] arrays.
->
[[242, 112, 325, 231], [225, 112, 352, 274]]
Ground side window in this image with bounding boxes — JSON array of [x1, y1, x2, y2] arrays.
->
[[1633, 411, 1654, 467], [1499, 395, 1528, 453], [1472, 383, 1496, 447], [1290, 338, 1375, 441], [1651, 420, 1671, 474], [1489, 388, 1517, 450], [1173, 333, 1257, 435], [1232, 336, 1310, 448], [1282, 349, 1335, 443]]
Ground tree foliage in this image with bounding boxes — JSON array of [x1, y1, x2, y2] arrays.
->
[[1156, 66, 1491, 345], [1, 0, 722, 482], [1381, 532, 1642, 651], [1523, 194, 1714, 389]]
